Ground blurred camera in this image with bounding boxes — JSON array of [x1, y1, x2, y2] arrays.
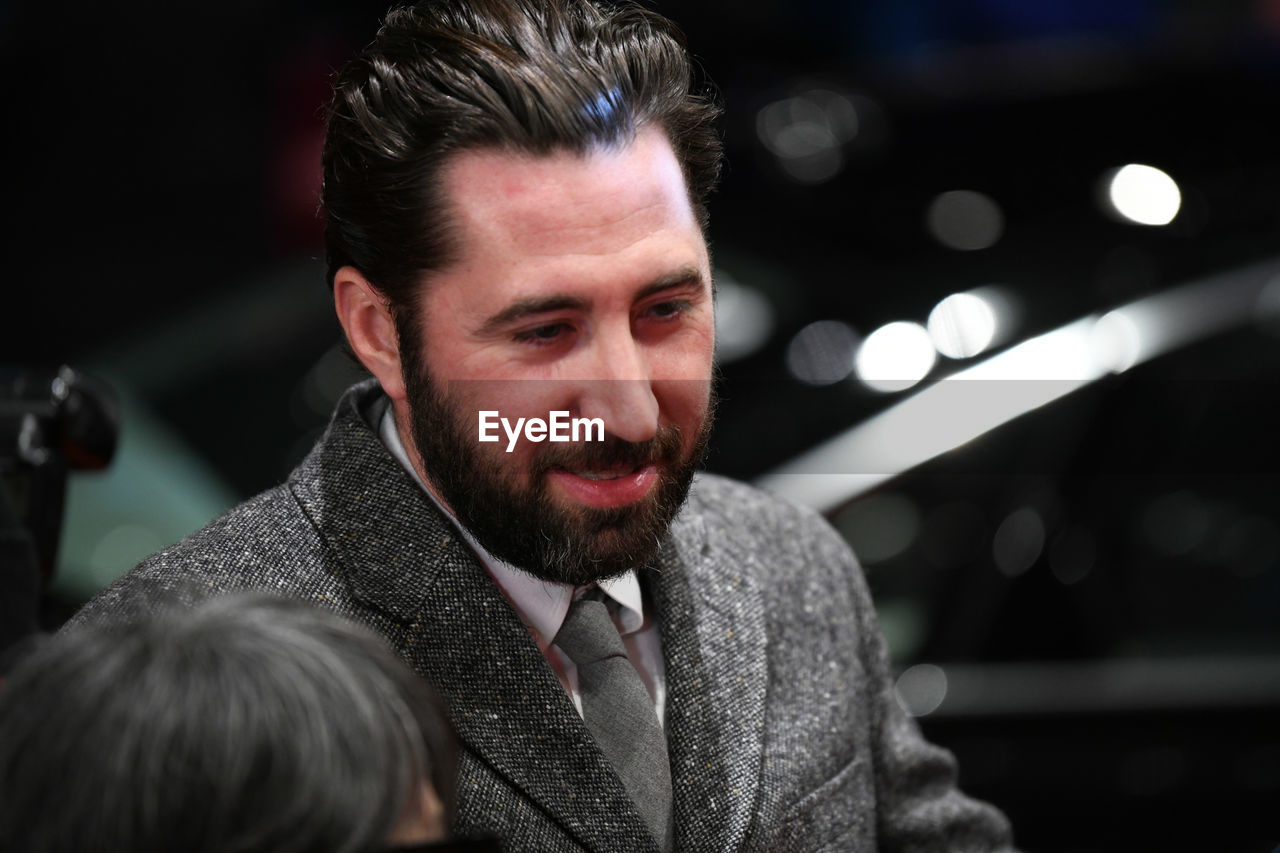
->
[[1, 366, 118, 655]]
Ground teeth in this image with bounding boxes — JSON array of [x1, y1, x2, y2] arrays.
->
[[576, 466, 624, 479], [570, 469, 630, 481]]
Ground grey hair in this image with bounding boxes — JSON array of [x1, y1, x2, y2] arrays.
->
[[0, 593, 457, 853]]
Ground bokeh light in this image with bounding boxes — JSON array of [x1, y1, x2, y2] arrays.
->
[[993, 506, 1046, 577], [928, 291, 1000, 359], [925, 190, 1005, 250], [855, 321, 937, 392], [1049, 525, 1098, 585], [894, 663, 948, 717], [1104, 163, 1181, 226], [833, 492, 921, 564], [1090, 309, 1143, 373], [786, 319, 859, 385], [713, 271, 775, 363], [756, 88, 861, 184]]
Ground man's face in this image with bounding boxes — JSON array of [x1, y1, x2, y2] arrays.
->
[[398, 126, 715, 585]]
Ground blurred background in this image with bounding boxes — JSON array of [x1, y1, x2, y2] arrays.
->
[[3, 0, 1279, 849]]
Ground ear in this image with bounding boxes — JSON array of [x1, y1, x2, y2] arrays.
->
[[333, 266, 406, 402], [385, 782, 449, 845]]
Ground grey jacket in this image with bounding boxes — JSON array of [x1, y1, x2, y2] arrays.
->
[[75, 381, 1015, 852]]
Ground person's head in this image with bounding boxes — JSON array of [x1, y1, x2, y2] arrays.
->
[[327, 0, 723, 585], [0, 593, 459, 853]]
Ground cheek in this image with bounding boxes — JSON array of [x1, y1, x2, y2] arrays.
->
[[655, 377, 712, 435], [688, 307, 717, 361], [654, 319, 714, 410], [649, 318, 716, 380]]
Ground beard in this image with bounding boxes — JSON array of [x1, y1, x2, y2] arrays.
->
[[402, 367, 714, 587]]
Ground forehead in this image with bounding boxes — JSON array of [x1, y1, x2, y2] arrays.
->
[[438, 126, 702, 269]]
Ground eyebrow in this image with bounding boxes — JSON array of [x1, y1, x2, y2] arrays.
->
[[475, 266, 705, 336]]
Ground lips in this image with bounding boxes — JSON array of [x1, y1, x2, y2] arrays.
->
[[564, 465, 642, 481], [547, 464, 659, 508]]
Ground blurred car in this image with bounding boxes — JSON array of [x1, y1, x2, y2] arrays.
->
[[748, 261, 1280, 852]]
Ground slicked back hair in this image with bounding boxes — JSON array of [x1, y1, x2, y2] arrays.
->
[[0, 593, 458, 853], [321, 0, 722, 320]]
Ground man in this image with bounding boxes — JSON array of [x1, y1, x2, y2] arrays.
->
[[3, 593, 484, 852], [75, 0, 1017, 850]]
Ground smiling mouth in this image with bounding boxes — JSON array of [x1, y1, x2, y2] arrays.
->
[[545, 463, 661, 509]]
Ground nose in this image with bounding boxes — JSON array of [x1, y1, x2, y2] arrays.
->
[[575, 332, 659, 444]]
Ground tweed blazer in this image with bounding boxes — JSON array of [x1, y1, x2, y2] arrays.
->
[[75, 380, 1015, 852]]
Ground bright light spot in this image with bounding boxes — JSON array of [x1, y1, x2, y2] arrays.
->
[[894, 663, 948, 717], [757, 89, 859, 185], [786, 320, 859, 385], [993, 507, 1046, 577], [928, 292, 999, 359], [1105, 164, 1181, 226], [960, 317, 1102, 381], [759, 318, 1106, 511], [925, 190, 1004, 250], [855, 321, 937, 392], [714, 272, 775, 363], [759, 259, 1280, 513], [1090, 309, 1143, 373], [833, 492, 920, 564]]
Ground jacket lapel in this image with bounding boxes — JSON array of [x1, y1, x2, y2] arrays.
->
[[289, 383, 657, 852], [396, 540, 659, 852], [652, 507, 769, 853]]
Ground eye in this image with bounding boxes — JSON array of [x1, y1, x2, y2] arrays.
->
[[644, 300, 692, 320], [513, 322, 572, 345]]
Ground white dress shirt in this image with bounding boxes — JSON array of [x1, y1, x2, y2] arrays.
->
[[378, 406, 667, 724]]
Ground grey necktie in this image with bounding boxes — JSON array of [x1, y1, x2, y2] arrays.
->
[[554, 590, 674, 852]]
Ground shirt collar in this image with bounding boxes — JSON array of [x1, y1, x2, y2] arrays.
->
[[377, 405, 645, 645]]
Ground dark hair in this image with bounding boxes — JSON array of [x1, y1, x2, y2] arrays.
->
[[321, 0, 722, 316], [0, 593, 458, 853]]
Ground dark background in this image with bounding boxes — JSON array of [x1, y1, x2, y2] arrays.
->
[[4, 1, 1280, 850]]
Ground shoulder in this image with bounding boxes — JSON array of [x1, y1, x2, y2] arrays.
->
[[683, 472, 848, 551], [69, 482, 329, 626], [683, 472, 820, 529], [679, 471, 860, 585], [143, 481, 321, 575], [675, 476, 883, 686], [68, 381, 445, 630]]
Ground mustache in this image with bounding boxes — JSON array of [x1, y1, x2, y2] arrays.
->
[[531, 425, 685, 474]]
